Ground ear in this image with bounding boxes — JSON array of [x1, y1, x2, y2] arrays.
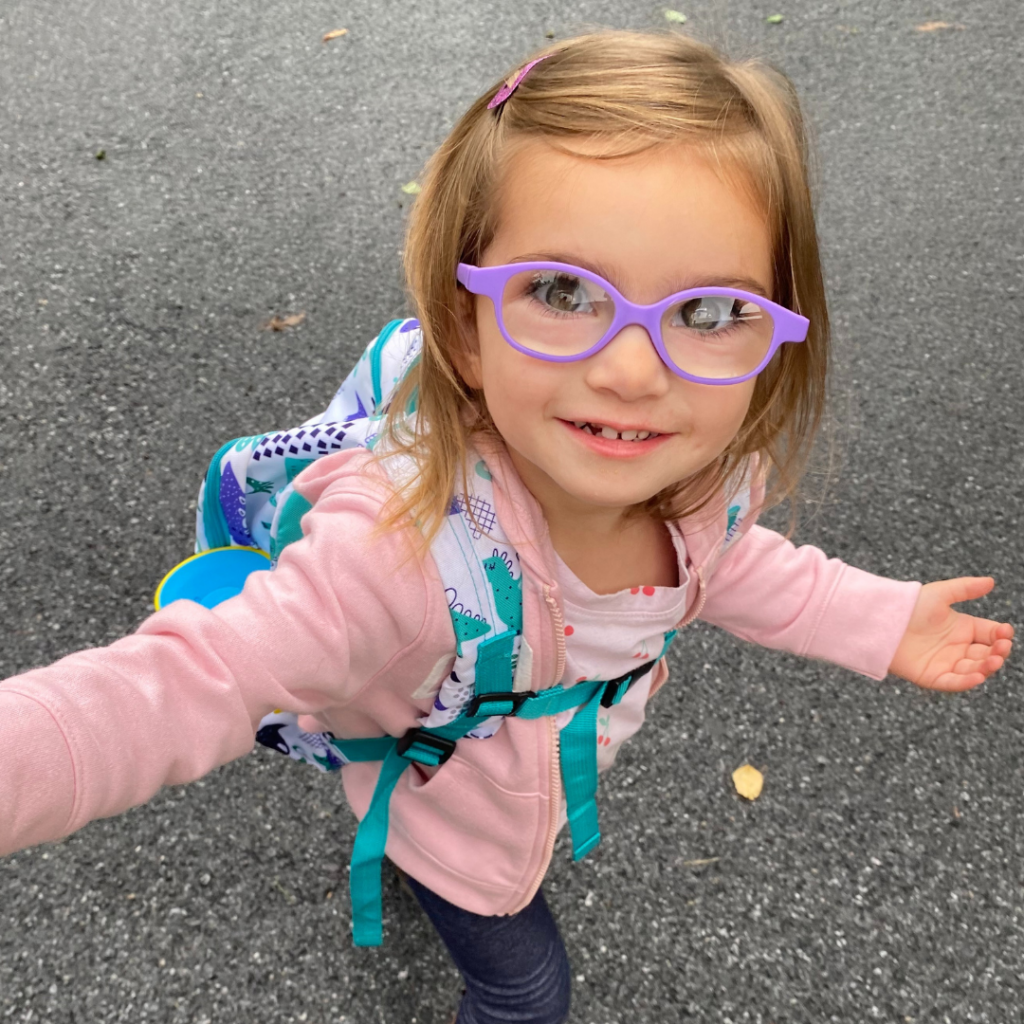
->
[[450, 286, 484, 389]]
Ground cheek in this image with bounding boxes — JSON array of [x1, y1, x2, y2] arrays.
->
[[689, 381, 756, 445], [477, 325, 533, 421]]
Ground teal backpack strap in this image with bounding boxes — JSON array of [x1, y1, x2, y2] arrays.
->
[[558, 688, 606, 859], [347, 740, 429, 946], [557, 628, 678, 859], [338, 628, 520, 945]]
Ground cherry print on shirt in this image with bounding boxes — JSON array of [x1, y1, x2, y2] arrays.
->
[[564, 624, 575, 636], [597, 714, 613, 747]]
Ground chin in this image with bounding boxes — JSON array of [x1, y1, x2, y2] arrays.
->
[[564, 482, 664, 510]]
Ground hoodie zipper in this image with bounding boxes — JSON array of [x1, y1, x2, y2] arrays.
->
[[514, 584, 567, 910], [543, 584, 567, 683], [523, 571, 703, 908], [677, 566, 707, 628]]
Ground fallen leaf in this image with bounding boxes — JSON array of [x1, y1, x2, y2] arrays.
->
[[271, 877, 297, 905], [683, 857, 721, 867], [262, 312, 306, 331], [915, 21, 963, 32], [732, 763, 764, 800], [664, 10, 688, 24], [322, 28, 349, 42], [95, 149, 106, 161], [401, 181, 422, 195], [766, 13, 784, 24]]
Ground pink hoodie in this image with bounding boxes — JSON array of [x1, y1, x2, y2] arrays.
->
[[0, 439, 920, 915]]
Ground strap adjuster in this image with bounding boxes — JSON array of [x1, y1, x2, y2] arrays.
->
[[599, 659, 658, 708], [600, 675, 632, 708], [396, 728, 457, 766], [466, 690, 536, 717]]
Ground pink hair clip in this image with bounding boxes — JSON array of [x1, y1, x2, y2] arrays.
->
[[487, 55, 552, 110]]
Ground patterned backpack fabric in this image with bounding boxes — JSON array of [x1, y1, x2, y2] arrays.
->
[[166, 317, 754, 945]]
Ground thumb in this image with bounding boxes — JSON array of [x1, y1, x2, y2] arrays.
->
[[931, 576, 995, 607]]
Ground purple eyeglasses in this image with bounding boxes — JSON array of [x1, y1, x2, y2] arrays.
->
[[456, 261, 809, 385]]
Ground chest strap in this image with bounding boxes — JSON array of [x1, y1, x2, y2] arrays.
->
[[333, 640, 665, 946]]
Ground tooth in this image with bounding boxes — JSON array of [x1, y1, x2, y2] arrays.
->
[[635, 430, 649, 440], [620, 430, 638, 441], [573, 421, 587, 429], [582, 424, 594, 434], [600, 425, 619, 440]]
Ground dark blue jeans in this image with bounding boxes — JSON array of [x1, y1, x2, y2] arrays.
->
[[406, 875, 572, 1024]]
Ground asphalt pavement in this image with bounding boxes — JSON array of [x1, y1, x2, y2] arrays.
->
[[1, 1, 1022, 1022]]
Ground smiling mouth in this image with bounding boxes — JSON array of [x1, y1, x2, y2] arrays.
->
[[569, 420, 663, 442]]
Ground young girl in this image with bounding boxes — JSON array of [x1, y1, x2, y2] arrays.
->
[[0, 30, 1014, 1024]]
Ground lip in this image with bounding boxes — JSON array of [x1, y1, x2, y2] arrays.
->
[[558, 418, 674, 458]]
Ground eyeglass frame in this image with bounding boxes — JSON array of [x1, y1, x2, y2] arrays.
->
[[456, 260, 809, 386]]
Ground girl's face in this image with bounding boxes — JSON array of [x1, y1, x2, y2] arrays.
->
[[459, 139, 773, 522]]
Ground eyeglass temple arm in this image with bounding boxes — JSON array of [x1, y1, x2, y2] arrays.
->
[[456, 263, 476, 290]]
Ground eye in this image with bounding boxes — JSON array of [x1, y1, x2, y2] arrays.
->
[[674, 295, 750, 332], [528, 272, 598, 315]]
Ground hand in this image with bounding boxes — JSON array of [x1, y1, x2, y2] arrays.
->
[[889, 577, 1014, 691]]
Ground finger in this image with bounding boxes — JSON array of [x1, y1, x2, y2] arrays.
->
[[937, 576, 995, 606], [926, 669, 988, 692], [992, 637, 1014, 659], [952, 653, 1005, 678], [968, 618, 1016, 644], [964, 639, 1013, 660]]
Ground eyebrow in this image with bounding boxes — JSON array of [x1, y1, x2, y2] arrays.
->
[[510, 251, 772, 298]]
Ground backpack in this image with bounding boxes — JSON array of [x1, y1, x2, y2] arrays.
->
[[155, 318, 750, 945]]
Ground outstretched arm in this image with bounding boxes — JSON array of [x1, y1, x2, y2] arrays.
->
[[888, 576, 1014, 691], [0, 452, 444, 857]]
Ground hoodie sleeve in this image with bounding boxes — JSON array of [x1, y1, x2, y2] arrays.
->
[[698, 524, 921, 680], [0, 451, 439, 856]]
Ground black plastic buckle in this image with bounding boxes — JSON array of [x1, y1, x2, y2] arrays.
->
[[600, 659, 657, 708], [396, 728, 457, 766], [466, 690, 536, 718], [600, 674, 633, 708]]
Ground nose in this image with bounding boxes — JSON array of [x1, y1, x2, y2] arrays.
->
[[583, 324, 671, 401]]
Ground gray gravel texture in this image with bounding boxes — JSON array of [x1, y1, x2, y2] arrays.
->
[[1, 0, 1022, 1022]]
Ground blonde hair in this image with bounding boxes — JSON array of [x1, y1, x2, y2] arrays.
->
[[380, 30, 828, 540]]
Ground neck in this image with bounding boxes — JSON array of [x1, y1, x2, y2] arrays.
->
[[505, 446, 678, 594]]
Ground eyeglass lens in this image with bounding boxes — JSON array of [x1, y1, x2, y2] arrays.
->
[[500, 269, 774, 379]]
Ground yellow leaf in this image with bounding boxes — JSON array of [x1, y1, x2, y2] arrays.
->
[[262, 312, 306, 331], [322, 28, 349, 42], [401, 181, 423, 195], [664, 10, 688, 24], [732, 763, 764, 800], [915, 21, 963, 32]]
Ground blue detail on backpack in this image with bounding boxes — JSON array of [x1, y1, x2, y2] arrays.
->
[[481, 552, 522, 634], [220, 464, 253, 547], [726, 504, 740, 534]]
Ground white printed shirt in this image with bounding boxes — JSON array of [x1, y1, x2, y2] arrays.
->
[[552, 524, 691, 773]]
